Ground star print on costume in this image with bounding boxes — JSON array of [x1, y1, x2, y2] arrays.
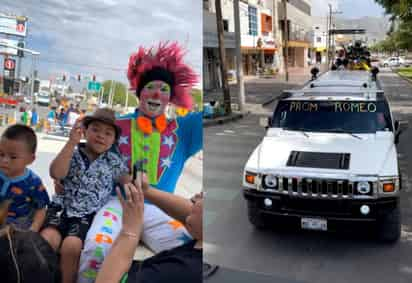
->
[[162, 135, 175, 149], [160, 157, 172, 168], [119, 136, 129, 145]]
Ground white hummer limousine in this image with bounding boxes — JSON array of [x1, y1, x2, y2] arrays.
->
[[243, 69, 408, 242]]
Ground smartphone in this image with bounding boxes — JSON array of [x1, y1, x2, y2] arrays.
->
[[132, 162, 146, 181]]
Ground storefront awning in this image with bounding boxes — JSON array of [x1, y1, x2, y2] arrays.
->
[[286, 41, 311, 48], [314, 47, 327, 52]]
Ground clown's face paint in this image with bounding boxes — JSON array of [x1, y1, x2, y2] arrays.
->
[[139, 80, 171, 117]]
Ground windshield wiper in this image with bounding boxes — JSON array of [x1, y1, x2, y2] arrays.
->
[[328, 128, 362, 140], [284, 127, 309, 138]]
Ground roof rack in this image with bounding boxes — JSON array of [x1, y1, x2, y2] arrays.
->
[[282, 89, 384, 100]]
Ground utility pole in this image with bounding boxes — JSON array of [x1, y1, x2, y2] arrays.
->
[[328, 3, 332, 67], [125, 90, 129, 111], [283, 0, 289, 82], [234, 0, 245, 113], [215, 0, 232, 115]]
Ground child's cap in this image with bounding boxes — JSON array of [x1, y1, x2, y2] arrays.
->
[[82, 108, 121, 140]]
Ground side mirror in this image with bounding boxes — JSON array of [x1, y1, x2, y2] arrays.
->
[[395, 120, 408, 144], [259, 116, 272, 129]]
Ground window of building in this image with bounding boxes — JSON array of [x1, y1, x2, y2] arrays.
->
[[317, 37, 322, 43], [261, 14, 272, 34], [248, 6, 258, 36], [223, 19, 229, 32]]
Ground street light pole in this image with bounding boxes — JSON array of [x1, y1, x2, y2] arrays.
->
[[283, 0, 289, 82], [30, 55, 35, 108]]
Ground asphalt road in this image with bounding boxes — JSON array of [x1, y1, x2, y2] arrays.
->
[[204, 69, 412, 283]]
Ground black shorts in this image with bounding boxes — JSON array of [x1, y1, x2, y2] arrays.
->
[[43, 206, 95, 242]]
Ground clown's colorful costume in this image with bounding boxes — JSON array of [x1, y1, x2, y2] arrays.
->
[[78, 42, 202, 283]]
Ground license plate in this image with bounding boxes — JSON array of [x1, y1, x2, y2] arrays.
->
[[301, 217, 327, 231]]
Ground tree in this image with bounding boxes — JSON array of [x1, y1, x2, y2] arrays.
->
[[101, 80, 137, 107], [375, 0, 412, 51], [215, 0, 232, 115]]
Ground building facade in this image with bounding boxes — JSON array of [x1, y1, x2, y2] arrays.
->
[[312, 17, 328, 64], [277, 0, 312, 68], [203, 0, 236, 90], [238, 0, 278, 75], [203, 0, 312, 89]]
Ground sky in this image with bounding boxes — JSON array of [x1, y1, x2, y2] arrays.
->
[[0, 0, 202, 87], [311, 0, 386, 19]]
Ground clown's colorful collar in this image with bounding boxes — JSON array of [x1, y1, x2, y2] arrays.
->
[[136, 111, 167, 134]]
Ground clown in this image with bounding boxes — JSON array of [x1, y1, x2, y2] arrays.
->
[[78, 42, 202, 282]]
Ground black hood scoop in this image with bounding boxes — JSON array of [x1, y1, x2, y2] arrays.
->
[[286, 151, 350, 170]]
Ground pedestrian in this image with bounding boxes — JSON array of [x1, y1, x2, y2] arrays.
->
[[95, 174, 202, 283], [31, 107, 39, 128], [20, 107, 27, 125], [47, 107, 57, 133], [78, 42, 202, 283], [0, 124, 50, 231], [57, 107, 66, 132], [40, 108, 129, 283]]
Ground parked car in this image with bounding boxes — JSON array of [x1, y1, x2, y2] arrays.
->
[[380, 57, 405, 68]]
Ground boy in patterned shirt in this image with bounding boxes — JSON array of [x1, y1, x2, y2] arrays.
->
[[0, 124, 50, 231], [40, 108, 129, 283]]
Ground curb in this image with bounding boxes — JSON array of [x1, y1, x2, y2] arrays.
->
[[396, 71, 412, 85], [203, 112, 249, 127]]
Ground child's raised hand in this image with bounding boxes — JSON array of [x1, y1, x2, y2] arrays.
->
[[69, 120, 83, 145]]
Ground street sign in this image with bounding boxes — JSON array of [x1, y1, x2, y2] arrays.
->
[[4, 58, 16, 70], [0, 15, 28, 37], [88, 81, 101, 92], [0, 39, 19, 56]]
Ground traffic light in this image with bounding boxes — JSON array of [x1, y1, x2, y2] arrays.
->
[[77, 74, 81, 81], [17, 41, 25, 58], [92, 74, 96, 82], [62, 74, 66, 82]]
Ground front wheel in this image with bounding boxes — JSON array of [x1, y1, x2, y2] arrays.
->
[[377, 201, 401, 243]]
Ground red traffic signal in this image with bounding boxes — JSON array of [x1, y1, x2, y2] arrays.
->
[[77, 74, 81, 81], [92, 75, 96, 82]]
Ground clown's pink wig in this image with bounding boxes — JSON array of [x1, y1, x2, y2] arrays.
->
[[127, 42, 198, 109]]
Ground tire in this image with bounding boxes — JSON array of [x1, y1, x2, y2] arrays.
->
[[377, 201, 401, 243], [384, 64, 388, 68], [247, 201, 267, 229]]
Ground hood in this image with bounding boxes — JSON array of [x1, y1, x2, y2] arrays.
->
[[245, 128, 398, 178]]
